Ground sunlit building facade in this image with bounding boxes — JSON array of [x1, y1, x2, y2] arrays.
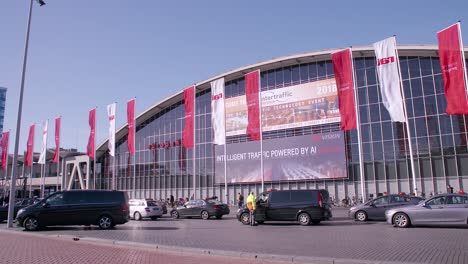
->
[[95, 45, 468, 203]]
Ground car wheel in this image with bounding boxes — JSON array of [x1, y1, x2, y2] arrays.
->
[[98, 215, 113, 230], [201, 210, 210, 220], [134, 212, 142, 221], [298, 212, 311, 226], [216, 215, 223, 219], [393, 213, 411, 228], [24, 217, 40, 231], [355, 211, 368, 222], [240, 213, 250, 225], [171, 210, 179, 219]]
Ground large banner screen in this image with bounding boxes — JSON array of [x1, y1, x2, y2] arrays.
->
[[215, 131, 347, 184], [226, 78, 339, 136]]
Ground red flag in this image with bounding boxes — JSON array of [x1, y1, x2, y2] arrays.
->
[[182, 86, 195, 149], [87, 108, 96, 158], [127, 99, 135, 155], [25, 124, 35, 167], [52, 117, 60, 163], [437, 23, 468, 114], [245, 70, 261, 141], [1, 132, 9, 171], [331, 49, 357, 130]]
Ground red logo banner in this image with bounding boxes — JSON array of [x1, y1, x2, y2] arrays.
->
[[25, 124, 35, 167], [1, 132, 9, 171], [331, 49, 357, 130], [438, 23, 468, 114], [87, 109, 96, 158], [245, 70, 261, 141], [52, 117, 60, 163], [183, 86, 195, 149], [127, 99, 136, 155]]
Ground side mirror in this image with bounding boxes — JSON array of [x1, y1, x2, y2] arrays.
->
[[42, 202, 50, 208], [421, 203, 427, 207]]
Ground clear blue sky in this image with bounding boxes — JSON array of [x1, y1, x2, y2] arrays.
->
[[1, 0, 467, 153]]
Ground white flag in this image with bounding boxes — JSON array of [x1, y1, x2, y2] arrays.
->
[[107, 103, 116, 157], [38, 119, 48, 164], [373, 36, 406, 122], [211, 78, 226, 145]]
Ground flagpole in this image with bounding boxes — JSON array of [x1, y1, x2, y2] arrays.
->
[[132, 98, 136, 198], [350, 48, 366, 203], [57, 116, 61, 192], [41, 119, 48, 197], [193, 86, 197, 199], [112, 102, 117, 191], [220, 79, 228, 204], [257, 70, 264, 193], [394, 36, 418, 196], [94, 108, 97, 190]]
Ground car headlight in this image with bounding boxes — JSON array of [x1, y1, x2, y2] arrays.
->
[[17, 209, 25, 216]]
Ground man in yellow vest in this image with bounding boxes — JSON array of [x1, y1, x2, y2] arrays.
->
[[246, 192, 256, 226]]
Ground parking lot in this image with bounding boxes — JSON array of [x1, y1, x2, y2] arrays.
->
[[2, 207, 467, 263]]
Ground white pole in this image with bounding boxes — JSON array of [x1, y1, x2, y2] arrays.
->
[[132, 98, 136, 198], [112, 103, 117, 191], [258, 70, 264, 193], [40, 163, 44, 197], [29, 162, 33, 198], [350, 48, 367, 203], [394, 36, 418, 196], [94, 110, 97, 190], [222, 81, 228, 204], [7, 0, 35, 228], [192, 86, 197, 199], [57, 116, 61, 192]]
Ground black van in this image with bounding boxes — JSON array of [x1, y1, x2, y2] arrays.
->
[[236, 189, 332, 226], [16, 190, 130, 231]]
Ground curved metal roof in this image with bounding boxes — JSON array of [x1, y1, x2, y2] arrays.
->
[[95, 44, 461, 157]]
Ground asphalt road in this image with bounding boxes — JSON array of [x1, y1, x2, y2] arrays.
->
[[1, 207, 467, 264]]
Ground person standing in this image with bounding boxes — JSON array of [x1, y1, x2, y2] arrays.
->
[[170, 195, 175, 208], [237, 193, 244, 208], [246, 192, 256, 226]]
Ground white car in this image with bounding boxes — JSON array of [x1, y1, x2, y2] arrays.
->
[[129, 199, 163, 220]]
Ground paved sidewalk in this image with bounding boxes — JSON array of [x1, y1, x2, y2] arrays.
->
[[0, 231, 297, 264]]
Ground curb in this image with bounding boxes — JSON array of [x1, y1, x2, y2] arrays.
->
[[0, 228, 422, 264]]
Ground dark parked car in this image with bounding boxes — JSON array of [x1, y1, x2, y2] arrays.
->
[[16, 190, 130, 231], [236, 189, 332, 226], [0, 198, 40, 222], [349, 194, 424, 221], [170, 199, 230, 220]]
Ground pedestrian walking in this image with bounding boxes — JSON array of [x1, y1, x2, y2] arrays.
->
[[246, 192, 256, 226], [237, 193, 244, 208]]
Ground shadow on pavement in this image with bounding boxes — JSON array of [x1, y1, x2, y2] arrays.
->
[[29, 226, 179, 232]]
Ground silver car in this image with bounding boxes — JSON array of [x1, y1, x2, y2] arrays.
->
[[386, 194, 468, 228]]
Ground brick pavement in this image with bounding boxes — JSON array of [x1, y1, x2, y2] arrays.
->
[[0, 231, 297, 264], [2, 208, 467, 264]]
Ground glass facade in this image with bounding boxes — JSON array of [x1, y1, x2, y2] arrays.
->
[[96, 49, 468, 202], [0, 87, 6, 133]]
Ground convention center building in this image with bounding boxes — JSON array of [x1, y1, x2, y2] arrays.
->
[[94, 45, 468, 203]]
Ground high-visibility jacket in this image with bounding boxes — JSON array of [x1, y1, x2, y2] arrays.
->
[[246, 194, 256, 210]]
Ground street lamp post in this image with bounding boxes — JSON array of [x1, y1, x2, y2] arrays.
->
[[7, 0, 45, 228]]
